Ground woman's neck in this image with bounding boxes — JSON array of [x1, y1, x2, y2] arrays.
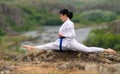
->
[[64, 18, 69, 22]]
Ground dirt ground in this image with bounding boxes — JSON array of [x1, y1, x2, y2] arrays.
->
[[11, 62, 98, 74], [1, 50, 120, 74]]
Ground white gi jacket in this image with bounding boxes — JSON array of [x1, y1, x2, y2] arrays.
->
[[55, 19, 76, 49]]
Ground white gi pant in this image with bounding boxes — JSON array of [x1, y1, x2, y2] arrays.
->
[[36, 38, 104, 53]]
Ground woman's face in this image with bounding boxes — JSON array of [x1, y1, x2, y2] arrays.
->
[[59, 14, 68, 22]]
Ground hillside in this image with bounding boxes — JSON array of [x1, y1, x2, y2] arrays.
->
[[0, 0, 120, 35]]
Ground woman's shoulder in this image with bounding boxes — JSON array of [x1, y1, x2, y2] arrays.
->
[[66, 19, 74, 25], [67, 20, 74, 28]]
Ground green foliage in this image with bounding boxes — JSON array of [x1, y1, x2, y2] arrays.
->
[[84, 29, 120, 51], [19, 5, 62, 29], [0, 36, 31, 52], [101, 32, 117, 48], [0, 29, 6, 36], [114, 44, 120, 51], [84, 33, 102, 47], [79, 2, 120, 14], [0, 0, 120, 33], [20, 6, 42, 29], [90, 28, 109, 34], [1, 0, 120, 33], [103, 11, 117, 22], [45, 17, 62, 26], [80, 10, 117, 24], [5, 16, 17, 29], [72, 13, 81, 23], [16, 46, 26, 53]]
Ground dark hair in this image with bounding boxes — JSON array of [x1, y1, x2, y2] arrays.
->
[[59, 9, 73, 19]]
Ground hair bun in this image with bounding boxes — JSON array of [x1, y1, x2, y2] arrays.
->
[[69, 12, 73, 19], [59, 9, 73, 19]]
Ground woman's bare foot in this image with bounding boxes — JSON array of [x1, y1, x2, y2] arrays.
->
[[22, 45, 36, 51], [104, 48, 116, 55]]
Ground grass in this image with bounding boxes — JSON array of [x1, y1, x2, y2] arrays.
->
[[0, 36, 30, 49], [0, 34, 40, 61]]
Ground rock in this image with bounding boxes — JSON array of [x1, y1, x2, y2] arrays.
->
[[84, 64, 98, 71], [14, 50, 120, 64], [56, 61, 85, 70], [0, 70, 11, 74], [56, 61, 74, 70], [0, 65, 14, 74], [93, 64, 120, 74]]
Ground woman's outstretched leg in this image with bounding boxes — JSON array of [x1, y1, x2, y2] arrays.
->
[[70, 40, 116, 55], [23, 42, 59, 51]]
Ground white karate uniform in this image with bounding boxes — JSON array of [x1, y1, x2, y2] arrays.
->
[[36, 19, 104, 52]]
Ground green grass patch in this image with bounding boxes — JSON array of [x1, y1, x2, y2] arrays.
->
[[0, 35, 31, 52]]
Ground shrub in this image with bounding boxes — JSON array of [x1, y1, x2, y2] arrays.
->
[[84, 33, 103, 47], [72, 14, 81, 23], [45, 18, 62, 26], [101, 32, 117, 48], [114, 44, 120, 51], [84, 29, 120, 51], [80, 10, 117, 24], [79, 2, 120, 14], [0, 28, 6, 36], [103, 11, 117, 22]]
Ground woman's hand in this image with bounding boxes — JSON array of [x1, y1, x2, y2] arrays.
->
[[104, 48, 116, 55], [58, 33, 65, 37], [22, 45, 36, 51]]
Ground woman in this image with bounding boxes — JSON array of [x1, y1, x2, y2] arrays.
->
[[23, 9, 116, 55]]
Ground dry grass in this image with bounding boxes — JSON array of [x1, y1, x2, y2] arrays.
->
[[11, 63, 98, 74]]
